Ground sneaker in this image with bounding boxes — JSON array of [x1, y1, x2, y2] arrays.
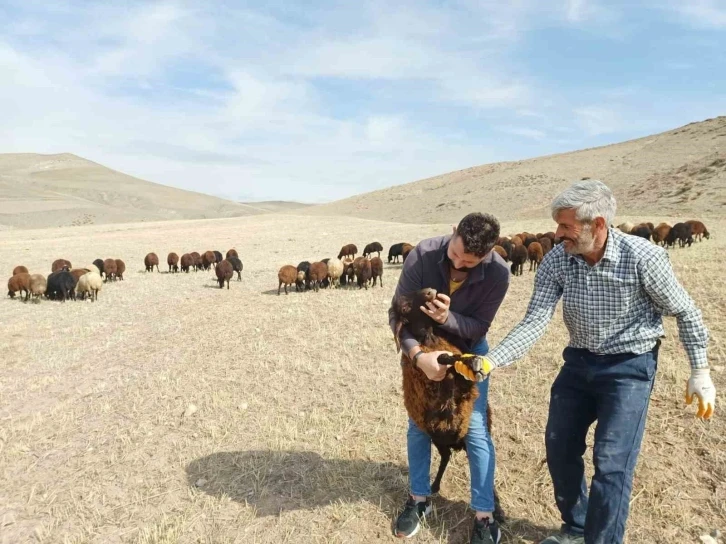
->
[[394, 497, 432, 538], [540, 532, 585, 544], [471, 517, 501, 544]]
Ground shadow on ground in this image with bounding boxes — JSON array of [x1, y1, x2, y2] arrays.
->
[[186, 450, 553, 543]]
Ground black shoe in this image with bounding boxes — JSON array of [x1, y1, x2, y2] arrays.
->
[[471, 517, 501, 544], [394, 497, 432, 538]]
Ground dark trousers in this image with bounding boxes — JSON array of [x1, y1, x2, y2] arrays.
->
[[545, 343, 659, 544]]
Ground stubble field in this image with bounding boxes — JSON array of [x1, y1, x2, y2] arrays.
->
[[1, 214, 723, 544]]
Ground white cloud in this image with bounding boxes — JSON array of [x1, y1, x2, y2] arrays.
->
[[665, 0, 726, 28], [499, 126, 547, 139], [573, 106, 626, 136]]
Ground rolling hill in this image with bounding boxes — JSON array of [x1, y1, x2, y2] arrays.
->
[[304, 116, 726, 224]]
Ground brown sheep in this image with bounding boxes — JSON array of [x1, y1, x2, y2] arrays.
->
[[343, 262, 356, 286], [226, 249, 238, 259], [527, 242, 543, 271], [215, 260, 234, 289], [543, 232, 556, 242], [538, 237, 553, 255], [71, 268, 88, 285], [202, 251, 216, 271], [30, 274, 47, 300], [308, 261, 329, 292], [180, 253, 194, 273], [51, 259, 72, 273], [492, 245, 508, 260], [510, 244, 528, 276], [370, 257, 384, 287], [651, 223, 671, 246], [522, 235, 537, 248], [103, 258, 118, 281], [278, 265, 297, 295], [191, 252, 202, 271], [115, 259, 126, 280], [8, 272, 31, 301], [511, 236, 523, 247], [337, 243, 358, 260], [685, 220, 710, 242], [13, 265, 28, 276], [391, 288, 503, 520], [167, 252, 179, 273], [355, 258, 372, 289], [144, 253, 160, 273], [401, 243, 414, 262]]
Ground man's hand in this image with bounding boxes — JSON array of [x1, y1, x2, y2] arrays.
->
[[685, 368, 716, 420], [414, 350, 453, 381], [420, 293, 450, 324]]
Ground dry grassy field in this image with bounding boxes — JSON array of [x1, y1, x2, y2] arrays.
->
[[1, 214, 723, 544]]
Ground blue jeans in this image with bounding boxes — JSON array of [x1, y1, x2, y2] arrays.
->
[[407, 338, 496, 512], [546, 345, 658, 543]]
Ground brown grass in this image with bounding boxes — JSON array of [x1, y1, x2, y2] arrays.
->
[[0, 214, 723, 543]]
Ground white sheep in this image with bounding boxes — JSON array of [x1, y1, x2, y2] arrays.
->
[[77, 271, 103, 302], [326, 258, 345, 288], [617, 222, 635, 234]]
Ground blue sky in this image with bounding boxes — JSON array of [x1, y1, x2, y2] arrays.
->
[[1, 1, 725, 203]]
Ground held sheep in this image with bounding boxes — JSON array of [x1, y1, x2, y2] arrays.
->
[[227, 256, 243, 281], [77, 271, 103, 301], [363, 242, 383, 258], [13, 265, 28, 276], [215, 260, 234, 289], [370, 257, 383, 288], [8, 272, 31, 301], [278, 265, 297, 295], [180, 253, 194, 273], [510, 244, 528, 276], [115, 259, 126, 280], [167, 252, 180, 273], [527, 242, 544, 272], [391, 288, 503, 520], [103, 259, 118, 282], [337, 244, 358, 260], [144, 253, 160, 272], [29, 274, 47, 300]]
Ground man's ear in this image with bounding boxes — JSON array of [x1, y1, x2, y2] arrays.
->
[[594, 217, 607, 231], [452, 225, 457, 235]]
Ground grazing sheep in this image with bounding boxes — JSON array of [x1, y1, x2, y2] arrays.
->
[[71, 268, 88, 285], [326, 258, 345, 288], [401, 243, 414, 263], [363, 242, 383, 258], [167, 252, 180, 273], [527, 242, 544, 272], [215, 260, 234, 289], [77, 271, 103, 301], [213, 250, 223, 264], [308, 261, 329, 292], [538, 237, 553, 255], [353, 258, 372, 289], [180, 253, 194, 273], [103, 258, 118, 282], [391, 288, 502, 518], [510, 244, 528, 276], [337, 244, 358, 260], [370, 257, 384, 287], [226, 249, 238, 259], [492, 245, 508, 261], [278, 265, 297, 295], [388, 242, 409, 263], [499, 240, 513, 261], [667, 222, 693, 248], [81, 264, 101, 275], [144, 253, 160, 272], [523, 235, 537, 248], [630, 224, 651, 241], [13, 265, 28, 276], [543, 232, 556, 243], [47, 270, 75, 301], [8, 272, 31, 301], [29, 274, 47, 300], [511, 236, 523, 247], [202, 251, 216, 271], [51, 259, 72, 273], [685, 220, 710, 242], [617, 222, 634, 234], [115, 259, 126, 280], [227, 256, 243, 281], [93, 259, 105, 277], [191, 252, 203, 271], [296, 261, 311, 292], [343, 261, 356, 286], [651, 223, 671, 246]]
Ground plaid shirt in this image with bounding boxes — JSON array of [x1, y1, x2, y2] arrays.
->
[[487, 228, 709, 370]]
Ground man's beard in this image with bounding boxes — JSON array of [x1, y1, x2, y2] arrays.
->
[[446, 256, 477, 272], [561, 224, 596, 255]]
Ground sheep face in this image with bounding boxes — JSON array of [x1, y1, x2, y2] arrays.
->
[[392, 288, 439, 350]]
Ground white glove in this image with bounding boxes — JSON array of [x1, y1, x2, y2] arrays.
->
[[685, 368, 716, 420]]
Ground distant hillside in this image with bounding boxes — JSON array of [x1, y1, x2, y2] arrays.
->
[[0, 153, 304, 229], [238, 201, 313, 213], [303, 116, 726, 223]]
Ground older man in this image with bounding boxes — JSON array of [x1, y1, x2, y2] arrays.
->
[[479, 180, 715, 543]]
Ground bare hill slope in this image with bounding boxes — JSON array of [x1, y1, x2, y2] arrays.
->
[[305, 116, 726, 223], [0, 153, 306, 229]]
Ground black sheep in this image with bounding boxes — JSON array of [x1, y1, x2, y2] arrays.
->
[[227, 256, 243, 281], [93, 259, 105, 277], [631, 225, 651, 241], [388, 242, 406, 263], [363, 242, 383, 258], [666, 222, 693, 248], [213, 250, 223, 264], [47, 270, 76, 302], [296, 261, 311, 292], [510, 245, 528, 276]]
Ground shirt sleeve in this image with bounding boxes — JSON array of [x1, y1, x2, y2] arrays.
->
[[439, 278, 509, 343], [486, 254, 563, 367], [640, 249, 709, 369], [388, 244, 424, 355]]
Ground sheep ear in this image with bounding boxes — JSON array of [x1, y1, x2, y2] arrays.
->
[[395, 295, 412, 316], [394, 321, 403, 353]]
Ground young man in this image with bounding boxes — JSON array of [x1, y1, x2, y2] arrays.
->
[[388, 212, 510, 544], [479, 180, 716, 543]]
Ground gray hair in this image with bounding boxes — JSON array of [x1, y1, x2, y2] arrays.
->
[[550, 179, 617, 225]]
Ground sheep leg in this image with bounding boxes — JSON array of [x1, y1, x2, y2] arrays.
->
[[431, 444, 452, 494]]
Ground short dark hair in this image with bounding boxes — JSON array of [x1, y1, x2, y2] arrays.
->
[[455, 213, 500, 257]]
